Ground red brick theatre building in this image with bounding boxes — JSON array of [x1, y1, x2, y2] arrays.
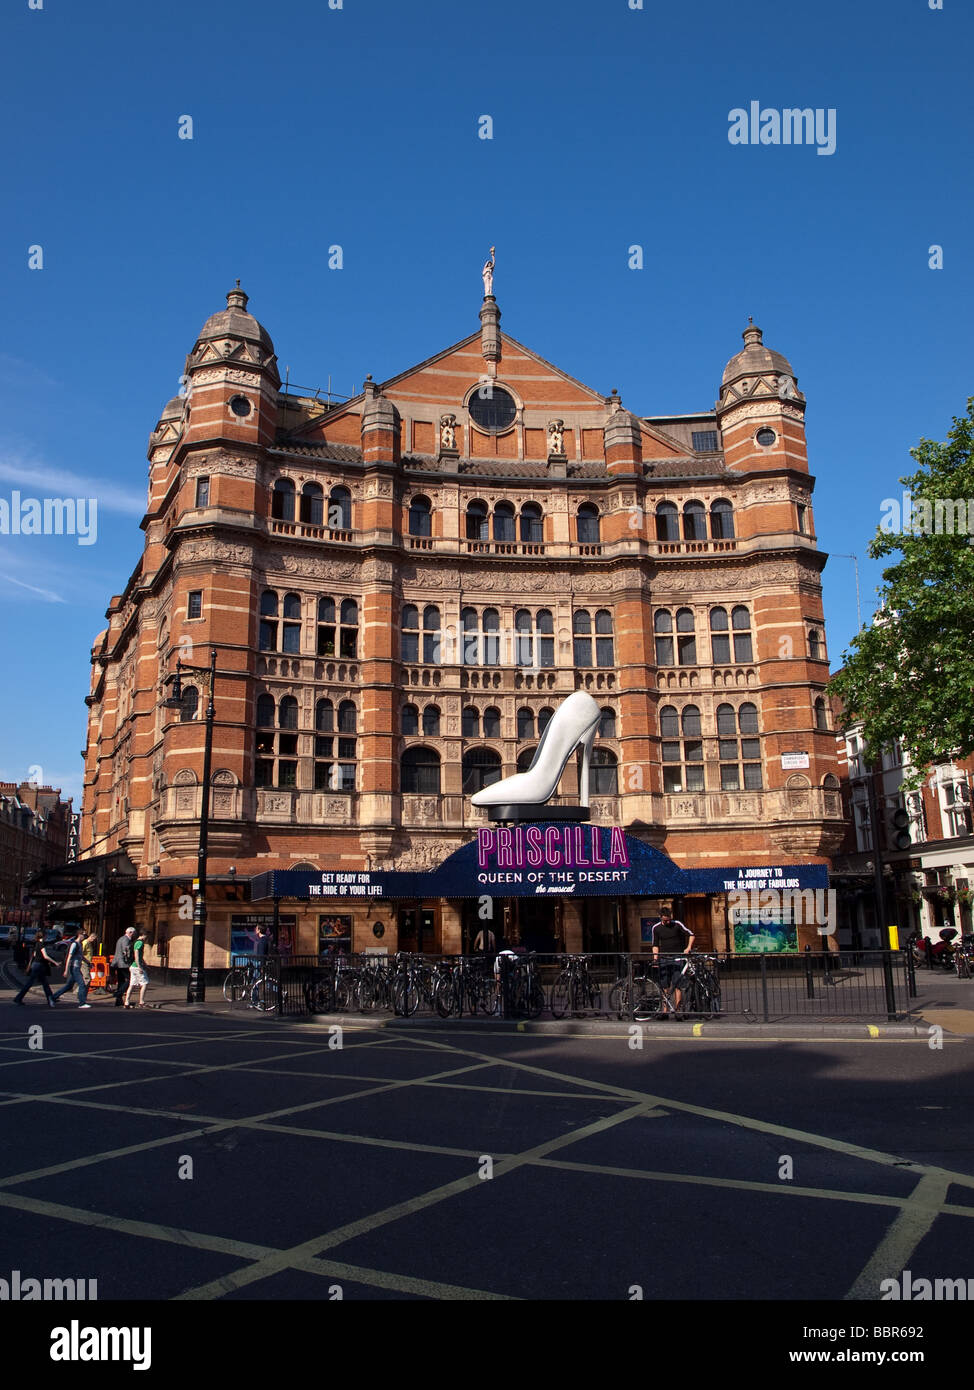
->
[[79, 273, 844, 969]]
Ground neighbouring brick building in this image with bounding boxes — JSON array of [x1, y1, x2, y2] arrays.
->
[[832, 707, 974, 948], [0, 783, 74, 924], [80, 275, 844, 969]]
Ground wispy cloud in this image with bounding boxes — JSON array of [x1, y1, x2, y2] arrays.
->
[[0, 569, 67, 603], [0, 450, 145, 517]]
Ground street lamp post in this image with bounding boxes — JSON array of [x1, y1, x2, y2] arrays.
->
[[164, 648, 218, 1003]]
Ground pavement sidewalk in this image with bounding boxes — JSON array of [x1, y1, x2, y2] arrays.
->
[[4, 950, 972, 1038]]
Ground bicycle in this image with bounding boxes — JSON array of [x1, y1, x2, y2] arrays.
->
[[632, 954, 721, 1021], [549, 954, 602, 1018]]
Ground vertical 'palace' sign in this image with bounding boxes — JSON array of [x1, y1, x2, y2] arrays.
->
[[476, 825, 631, 891]]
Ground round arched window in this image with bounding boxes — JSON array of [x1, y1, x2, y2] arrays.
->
[[468, 386, 517, 433]]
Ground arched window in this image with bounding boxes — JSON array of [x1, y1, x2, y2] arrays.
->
[[717, 702, 762, 790], [814, 697, 829, 731], [517, 707, 535, 740], [401, 604, 419, 663], [676, 608, 696, 666], [462, 706, 480, 738], [271, 479, 295, 521], [654, 610, 674, 666], [328, 486, 351, 531], [483, 706, 501, 738], [408, 495, 432, 537], [402, 704, 419, 736], [710, 607, 730, 664], [809, 628, 823, 661], [590, 748, 618, 795], [520, 503, 543, 544], [315, 699, 356, 791], [465, 501, 488, 542], [315, 699, 334, 732], [493, 502, 516, 543], [656, 503, 679, 542], [279, 592, 301, 654], [483, 608, 500, 666], [517, 748, 537, 774], [300, 482, 323, 525], [537, 609, 555, 667], [461, 607, 479, 666], [279, 696, 298, 729], [423, 606, 441, 664], [422, 704, 441, 736], [573, 610, 592, 667], [732, 607, 753, 663], [661, 705, 703, 793], [598, 707, 616, 738], [515, 609, 533, 667], [256, 694, 276, 727], [317, 595, 357, 658], [180, 685, 199, 722], [538, 707, 554, 736], [710, 499, 734, 539], [577, 504, 600, 544], [338, 700, 356, 733], [259, 590, 279, 652], [402, 747, 440, 795], [595, 610, 614, 666], [683, 501, 707, 541], [462, 748, 502, 794]]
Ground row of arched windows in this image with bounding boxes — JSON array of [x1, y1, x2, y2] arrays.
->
[[399, 705, 617, 739], [271, 484, 737, 545], [272, 481, 352, 529], [654, 606, 753, 667], [259, 591, 359, 658], [400, 747, 619, 796], [656, 500, 734, 542], [254, 695, 357, 791], [660, 702, 761, 793]]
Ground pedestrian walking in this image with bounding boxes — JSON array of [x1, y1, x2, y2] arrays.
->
[[112, 927, 136, 1007], [124, 930, 150, 1008], [53, 928, 92, 1008], [13, 933, 58, 1007]]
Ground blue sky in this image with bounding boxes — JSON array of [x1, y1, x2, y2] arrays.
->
[[1, 0, 971, 807]]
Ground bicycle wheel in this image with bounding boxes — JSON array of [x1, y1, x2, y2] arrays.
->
[[312, 977, 336, 1013], [393, 979, 420, 1016], [526, 979, 544, 1019], [254, 977, 279, 1013], [224, 968, 248, 1004], [434, 976, 457, 1018], [549, 972, 571, 1018], [633, 980, 665, 1021], [335, 976, 355, 1011]]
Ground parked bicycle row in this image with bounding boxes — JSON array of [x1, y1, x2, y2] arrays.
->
[[222, 949, 723, 1020]]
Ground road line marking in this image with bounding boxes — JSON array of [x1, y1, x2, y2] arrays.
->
[[174, 1099, 657, 1300], [845, 1171, 952, 1300]]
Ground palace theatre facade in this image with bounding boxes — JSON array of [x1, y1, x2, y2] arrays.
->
[[80, 280, 844, 967]]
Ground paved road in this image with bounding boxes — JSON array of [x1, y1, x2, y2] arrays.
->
[[1, 996, 972, 1311]]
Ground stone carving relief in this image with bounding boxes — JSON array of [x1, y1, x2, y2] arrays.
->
[[280, 555, 356, 580], [173, 769, 197, 786]]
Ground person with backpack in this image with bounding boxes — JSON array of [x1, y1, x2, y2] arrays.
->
[[53, 928, 92, 1008], [13, 932, 58, 1007], [112, 927, 136, 1007]]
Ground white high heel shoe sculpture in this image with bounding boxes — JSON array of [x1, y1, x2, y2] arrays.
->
[[471, 691, 601, 810]]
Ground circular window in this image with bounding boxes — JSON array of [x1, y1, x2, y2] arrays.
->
[[468, 385, 517, 433], [372, 921, 385, 939], [229, 394, 252, 418], [756, 427, 776, 447]]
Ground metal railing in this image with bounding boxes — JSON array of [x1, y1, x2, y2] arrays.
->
[[222, 950, 916, 1023]]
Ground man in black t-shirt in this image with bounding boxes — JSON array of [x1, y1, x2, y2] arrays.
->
[[651, 908, 695, 1019]]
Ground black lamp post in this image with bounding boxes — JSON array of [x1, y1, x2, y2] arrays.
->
[[164, 647, 218, 1003]]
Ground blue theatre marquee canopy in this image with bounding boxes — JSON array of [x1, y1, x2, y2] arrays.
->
[[250, 824, 828, 903]]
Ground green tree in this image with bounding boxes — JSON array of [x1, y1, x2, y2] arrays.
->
[[829, 398, 974, 786]]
